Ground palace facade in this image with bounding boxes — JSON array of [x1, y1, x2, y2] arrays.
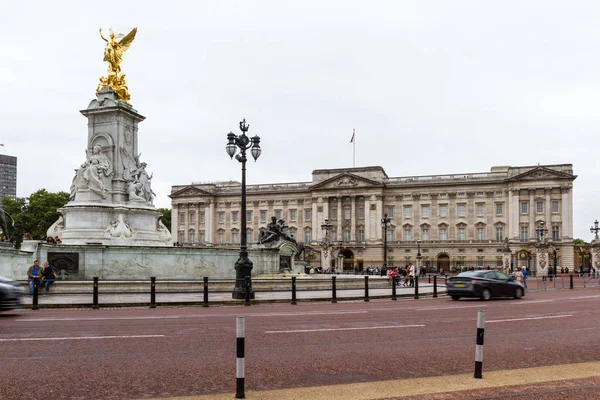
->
[[169, 164, 576, 273]]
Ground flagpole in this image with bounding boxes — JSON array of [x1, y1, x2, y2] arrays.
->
[[352, 129, 355, 168]]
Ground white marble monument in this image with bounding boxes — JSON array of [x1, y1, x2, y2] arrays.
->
[[48, 87, 171, 246]]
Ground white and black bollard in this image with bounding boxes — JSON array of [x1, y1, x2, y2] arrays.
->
[[474, 310, 485, 379], [236, 316, 246, 399]]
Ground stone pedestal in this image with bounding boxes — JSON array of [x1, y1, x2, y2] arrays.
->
[[536, 246, 549, 276], [591, 239, 600, 274]]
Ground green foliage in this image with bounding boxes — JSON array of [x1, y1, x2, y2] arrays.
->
[[2, 189, 70, 246], [158, 208, 172, 231], [573, 238, 588, 245]]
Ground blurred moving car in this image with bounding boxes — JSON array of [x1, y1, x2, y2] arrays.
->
[[447, 270, 524, 301], [0, 276, 22, 311]]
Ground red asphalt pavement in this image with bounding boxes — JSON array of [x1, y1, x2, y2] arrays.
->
[[1, 289, 600, 399]]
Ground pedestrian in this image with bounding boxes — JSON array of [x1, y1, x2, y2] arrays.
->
[[27, 260, 43, 294], [409, 263, 415, 287], [515, 267, 524, 286], [386, 267, 397, 286], [521, 267, 528, 289], [40, 261, 57, 294]]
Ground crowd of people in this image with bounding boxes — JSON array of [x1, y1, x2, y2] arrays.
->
[[26, 259, 56, 295]]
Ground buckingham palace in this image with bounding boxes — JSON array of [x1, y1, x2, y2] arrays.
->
[[169, 163, 576, 273]]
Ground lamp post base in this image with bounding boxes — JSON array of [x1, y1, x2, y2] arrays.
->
[[232, 255, 255, 299]]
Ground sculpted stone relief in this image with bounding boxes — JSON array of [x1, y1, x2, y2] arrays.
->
[[103, 214, 132, 239], [70, 144, 113, 200], [120, 146, 155, 205]]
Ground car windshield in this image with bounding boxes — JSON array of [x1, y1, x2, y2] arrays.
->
[[455, 271, 485, 278]]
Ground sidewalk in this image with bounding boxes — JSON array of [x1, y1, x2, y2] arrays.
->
[[20, 283, 446, 308]]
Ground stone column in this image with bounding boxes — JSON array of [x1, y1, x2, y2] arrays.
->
[[337, 197, 343, 238], [545, 189, 551, 231], [561, 187, 573, 239], [509, 189, 519, 239], [206, 201, 214, 245], [529, 189, 535, 236], [171, 204, 179, 243], [350, 196, 356, 241], [311, 198, 318, 244], [364, 196, 371, 240], [375, 195, 383, 240]]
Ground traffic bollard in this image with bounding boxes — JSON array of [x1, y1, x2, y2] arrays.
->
[[570, 274, 574, 290], [203, 276, 209, 307], [150, 277, 156, 309], [291, 276, 297, 305], [414, 276, 419, 299], [428, 275, 431, 284], [433, 275, 438, 298], [245, 277, 251, 306], [92, 277, 99, 309], [364, 276, 370, 302], [236, 316, 246, 399], [391, 276, 397, 301], [32, 278, 39, 310], [474, 310, 485, 379], [331, 276, 337, 304]]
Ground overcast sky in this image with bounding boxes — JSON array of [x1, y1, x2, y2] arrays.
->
[[1, 1, 599, 240]]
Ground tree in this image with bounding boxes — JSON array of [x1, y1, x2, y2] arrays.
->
[[573, 238, 588, 245], [2, 189, 70, 247], [158, 208, 172, 232]]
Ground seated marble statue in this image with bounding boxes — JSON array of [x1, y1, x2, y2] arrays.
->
[[71, 144, 113, 199]]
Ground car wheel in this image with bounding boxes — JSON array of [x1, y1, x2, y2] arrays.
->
[[480, 289, 492, 301], [514, 287, 523, 299], [451, 295, 460, 301]]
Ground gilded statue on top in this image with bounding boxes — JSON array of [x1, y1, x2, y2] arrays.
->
[[97, 27, 137, 102]]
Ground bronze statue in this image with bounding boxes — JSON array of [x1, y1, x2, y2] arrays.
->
[[97, 27, 137, 102], [0, 207, 15, 242], [258, 217, 296, 245]]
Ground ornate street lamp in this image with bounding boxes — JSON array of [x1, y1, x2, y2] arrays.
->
[[381, 213, 392, 270], [416, 240, 422, 275], [535, 221, 550, 278], [591, 220, 600, 240], [320, 217, 334, 272], [226, 118, 261, 299]]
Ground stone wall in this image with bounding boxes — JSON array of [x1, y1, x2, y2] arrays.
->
[[0, 243, 279, 280]]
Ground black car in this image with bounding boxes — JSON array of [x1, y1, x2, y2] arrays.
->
[[447, 270, 525, 301], [0, 276, 22, 311]]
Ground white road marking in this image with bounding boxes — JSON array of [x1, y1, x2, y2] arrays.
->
[[487, 315, 572, 323], [517, 300, 554, 304], [16, 310, 367, 322], [567, 295, 600, 300], [16, 316, 184, 322], [265, 324, 425, 334], [415, 305, 487, 311], [0, 334, 165, 342]]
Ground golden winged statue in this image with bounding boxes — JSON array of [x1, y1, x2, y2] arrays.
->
[[97, 27, 137, 102]]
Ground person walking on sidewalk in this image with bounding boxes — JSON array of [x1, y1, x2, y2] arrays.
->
[[27, 260, 42, 294], [409, 263, 416, 287], [521, 267, 528, 289], [40, 261, 56, 294]]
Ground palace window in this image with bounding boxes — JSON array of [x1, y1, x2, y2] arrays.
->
[[289, 209, 296, 221], [521, 201, 529, 215], [331, 229, 338, 242], [457, 204, 465, 217], [232, 211, 239, 223], [387, 206, 395, 218], [189, 212, 195, 224], [521, 225, 529, 240], [358, 206, 365, 219], [304, 230, 311, 243], [232, 232, 239, 244], [404, 229, 412, 241], [218, 212, 225, 224], [344, 207, 351, 220], [260, 210, 267, 223], [552, 225, 560, 241], [305, 209, 311, 221], [495, 203, 503, 216], [496, 227, 504, 241], [275, 209, 282, 220], [199, 232, 205, 244], [421, 205, 429, 218], [476, 204, 484, 217], [458, 228, 465, 241], [179, 213, 185, 225], [477, 228, 485, 241], [404, 206, 412, 218], [189, 229, 195, 243], [421, 228, 429, 241], [387, 229, 394, 242], [330, 206, 337, 220], [344, 230, 351, 241], [439, 205, 448, 218], [358, 229, 365, 242], [536, 201, 544, 214], [199, 212, 205, 224], [552, 200, 560, 213], [178, 230, 185, 243], [439, 228, 447, 241], [218, 232, 224, 244], [247, 211, 253, 222]]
